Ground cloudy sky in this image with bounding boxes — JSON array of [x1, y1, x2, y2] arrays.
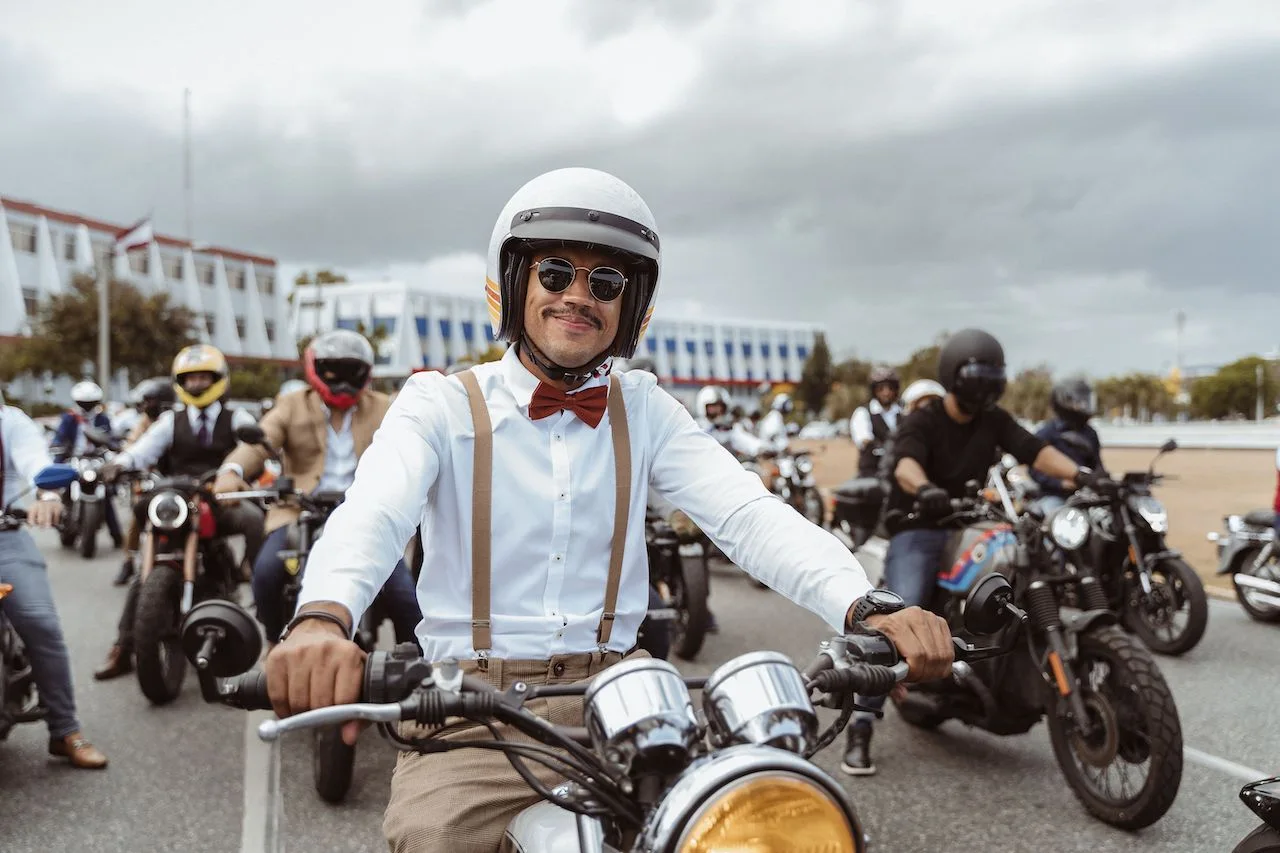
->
[[3, 0, 1279, 376]]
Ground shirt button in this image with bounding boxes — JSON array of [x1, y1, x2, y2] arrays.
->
[[552, 662, 566, 677], [553, 434, 562, 442], [554, 554, 562, 562], [558, 492, 566, 500]]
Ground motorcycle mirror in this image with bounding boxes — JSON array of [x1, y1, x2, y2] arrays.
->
[[1160, 438, 1177, 454], [179, 600, 263, 678], [235, 424, 267, 446], [1240, 777, 1280, 831], [34, 463, 78, 491], [1000, 453, 1018, 471], [962, 574, 1017, 635]]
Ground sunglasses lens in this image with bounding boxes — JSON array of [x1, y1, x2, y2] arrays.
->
[[588, 267, 626, 302], [536, 258, 576, 292]]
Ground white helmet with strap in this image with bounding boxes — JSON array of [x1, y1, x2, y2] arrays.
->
[[484, 167, 661, 385], [695, 385, 730, 417]]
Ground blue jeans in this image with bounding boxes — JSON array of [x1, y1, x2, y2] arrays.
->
[[0, 529, 82, 738], [855, 527, 951, 726], [252, 524, 423, 644]]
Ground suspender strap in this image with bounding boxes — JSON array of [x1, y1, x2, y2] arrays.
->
[[458, 370, 495, 656], [457, 370, 631, 656], [597, 374, 630, 645]]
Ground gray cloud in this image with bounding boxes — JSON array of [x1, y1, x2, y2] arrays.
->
[[2, 15, 1278, 376]]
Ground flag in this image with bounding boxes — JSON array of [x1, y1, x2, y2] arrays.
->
[[114, 217, 153, 253]]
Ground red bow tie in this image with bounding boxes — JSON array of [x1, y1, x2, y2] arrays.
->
[[528, 382, 608, 428]]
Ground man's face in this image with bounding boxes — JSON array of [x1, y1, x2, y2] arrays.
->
[[705, 402, 727, 421], [522, 245, 623, 369], [873, 382, 898, 406], [181, 371, 216, 396]]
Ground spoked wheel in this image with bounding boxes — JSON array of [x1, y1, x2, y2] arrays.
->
[[1047, 626, 1182, 830], [1123, 557, 1208, 655], [1234, 546, 1280, 624]]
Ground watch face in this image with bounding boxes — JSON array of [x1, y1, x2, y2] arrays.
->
[[868, 589, 905, 609]]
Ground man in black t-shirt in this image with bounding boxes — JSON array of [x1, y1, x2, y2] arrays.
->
[[843, 328, 1111, 777]]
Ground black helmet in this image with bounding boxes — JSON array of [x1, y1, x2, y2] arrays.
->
[[869, 365, 900, 393], [137, 376, 177, 419], [937, 328, 1007, 414], [1051, 377, 1094, 425]]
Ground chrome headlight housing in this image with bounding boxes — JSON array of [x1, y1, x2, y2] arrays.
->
[[795, 455, 813, 475], [1227, 514, 1245, 533], [147, 490, 189, 531], [1049, 506, 1090, 550], [582, 657, 698, 776], [1130, 495, 1168, 534], [640, 748, 861, 853], [703, 652, 817, 755]]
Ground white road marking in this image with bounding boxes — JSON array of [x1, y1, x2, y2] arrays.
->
[[1185, 746, 1271, 784]]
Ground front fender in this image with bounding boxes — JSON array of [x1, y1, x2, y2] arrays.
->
[[1063, 608, 1118, 637]]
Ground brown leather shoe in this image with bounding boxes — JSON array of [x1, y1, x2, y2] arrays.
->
[[49, 732, 108, 769], [93, 645, 133, 681]]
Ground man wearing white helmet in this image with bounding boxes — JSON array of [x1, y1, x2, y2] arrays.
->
[[265, 167, 952, 851], [694, 384, 763, 459], [850, 367, 902, 479], [52, 380, 124, 549], [757, 390, 793, 453]]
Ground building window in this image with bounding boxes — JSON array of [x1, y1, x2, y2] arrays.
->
[[63, 233, 78, 262], [373, 316, 397, 335], [204, 313, 216, 337], [196, 261, 215, 285], [264, 320, 275, 343], [164, 255, 184, 280], [227, 268, 245, 290], [21, 288, 38, 317], [9, 223, 36, 254], [259, 273, 274, 295], [235, 316, 246, 339], [336, 317, 359, 331], [128, 251, 149, 274]]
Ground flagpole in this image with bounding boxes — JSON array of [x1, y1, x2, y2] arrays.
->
[[97, 248, 111, 396]]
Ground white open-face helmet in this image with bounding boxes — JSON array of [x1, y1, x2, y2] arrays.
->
[[772, 392, 793, 414], [901, 379, 946, 410], [485, 167, 662, 372], [71, 380, 104, 410], [695, 385, 731, 417]]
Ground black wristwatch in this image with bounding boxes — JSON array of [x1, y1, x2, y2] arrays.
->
[[849, 588, 906, 628]]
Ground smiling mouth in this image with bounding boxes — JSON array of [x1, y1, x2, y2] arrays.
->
[[551, 313, 598, 331]]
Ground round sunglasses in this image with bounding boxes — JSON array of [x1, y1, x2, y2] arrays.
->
[[530, 257, 628, 303]]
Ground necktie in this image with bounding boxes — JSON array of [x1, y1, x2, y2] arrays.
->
[[527, 382, 608, 428], [197, 411, 210, 447]]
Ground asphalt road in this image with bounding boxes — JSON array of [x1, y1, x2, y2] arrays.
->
[[2, 525, 1276, 853]]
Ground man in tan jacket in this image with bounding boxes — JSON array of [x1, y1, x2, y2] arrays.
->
[[213, 330, 422, 643]]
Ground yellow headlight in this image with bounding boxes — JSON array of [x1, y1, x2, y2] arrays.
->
[[284, 556, 300, 576], [678, 774, 856, 853]]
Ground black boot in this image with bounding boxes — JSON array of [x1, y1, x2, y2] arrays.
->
[[113, 557, 134, 587], [841, 723, 875, 776]]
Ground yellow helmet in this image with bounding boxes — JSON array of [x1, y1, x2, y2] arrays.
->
[[171, 344, 229, 408]]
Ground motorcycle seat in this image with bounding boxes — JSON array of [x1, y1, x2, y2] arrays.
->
[[834, 477, 887, 502], [1243, 508, 1276, 528]]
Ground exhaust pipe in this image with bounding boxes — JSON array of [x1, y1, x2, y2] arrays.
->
[[1234, 573, 1280, 597]]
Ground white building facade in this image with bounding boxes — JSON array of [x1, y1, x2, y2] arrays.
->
[[1, 195, 294, 404], [290, 280, 823, 400]]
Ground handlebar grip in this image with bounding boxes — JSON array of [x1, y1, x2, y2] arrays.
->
[[229, 670, 273, 711]]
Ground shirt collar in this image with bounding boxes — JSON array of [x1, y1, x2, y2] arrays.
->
[[869, 399, 900, 416], [499, 344, 609, 410], [192, 400, 221, 421]]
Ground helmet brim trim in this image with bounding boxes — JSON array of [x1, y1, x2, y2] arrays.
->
[[509, 206, 660, 260]]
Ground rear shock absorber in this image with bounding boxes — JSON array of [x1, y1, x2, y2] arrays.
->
[[1078, 575, 1110, 612], [1026, 581, 1094, 733]]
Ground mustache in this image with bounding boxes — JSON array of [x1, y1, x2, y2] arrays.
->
[[544, 305, 603, 330]]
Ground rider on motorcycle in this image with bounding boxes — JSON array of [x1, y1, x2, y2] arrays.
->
[[694, 384, 764, 460], [842, 328, 1112, 777], [94, 344, 266, 680], [213, 329, 423, 646], [264, 166, 953, 852], [114, 377, 178, 586], [851, 367, 902, 479], [1030, 377, 1107, 513], [52, 380, 125, 550], [0, 393, 108, 767], [756, 391, 793, 452]]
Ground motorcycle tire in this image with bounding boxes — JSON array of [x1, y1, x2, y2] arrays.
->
[[1123, 556, 1208, 656], [1234, 824, 1280, 853], [1233, 546, 1280, 624], [78, 501, 102, 560], [313, 724, 357, 804], [134, 564, 188, 705], [672, 552, 710, 661], [1047, 625, 1183, 830]]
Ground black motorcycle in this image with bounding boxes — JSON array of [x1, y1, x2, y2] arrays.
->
[[1060, 439, 1208, 656], [829, 476, 887, 552], [54, 424, 121, 559], [642, 510, 708, 662], [1235, 777, 1280, 852], [0, 465, 78, 744], [892, 476, 1184, 830]]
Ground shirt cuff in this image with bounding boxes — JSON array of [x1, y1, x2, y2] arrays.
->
[[218, 462, 244, 480], [819, 566, 874, 634]]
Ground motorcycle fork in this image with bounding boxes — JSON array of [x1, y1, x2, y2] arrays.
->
[[1025, 580, 1094, 734], [180, 531, 199, 614], [1119, 503, 1153, 596]]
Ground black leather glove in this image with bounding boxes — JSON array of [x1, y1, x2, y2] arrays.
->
[[1075, 467, 1118, 495], [915, 483, 952, 518]]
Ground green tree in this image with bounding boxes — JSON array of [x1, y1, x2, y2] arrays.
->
[[826, 356, 873, 422], [7, 274, 197, 382], [1003, 365, 1055, 421], [796, 332, 834, 415], [1189, 356, 1278, 420], [355, 319, 392, 360], [895, 333, 947, 385], [228, 361, 286, 400], [1095, 373, 1175, 420]]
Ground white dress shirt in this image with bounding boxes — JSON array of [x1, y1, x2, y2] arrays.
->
[[315, 406, 357, 493], [850, 400, 901, 449], [756, 409, 789, 453], [118, 401, 257, 470], [1, 406, 56, 509], [300, 347, 871, 661]]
